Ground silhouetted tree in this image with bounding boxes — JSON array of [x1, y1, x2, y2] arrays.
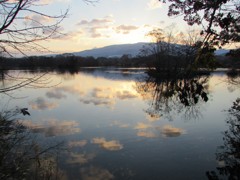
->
[[158, 0, 239, 69], [0, 108, 65, 179], [0, 0, 69, 56], [140, 28, 185, 76], [159, 0, 240, 48], [0, 0, 98, 94]]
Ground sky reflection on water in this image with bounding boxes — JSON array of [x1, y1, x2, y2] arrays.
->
[[0, 68, 239, 180]]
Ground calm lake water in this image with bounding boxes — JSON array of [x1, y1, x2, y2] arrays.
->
[[1, 68, 239, 180]]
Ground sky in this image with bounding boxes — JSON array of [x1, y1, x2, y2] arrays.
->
[[33, 0, 191, 54], [11, 0, 199, 53]]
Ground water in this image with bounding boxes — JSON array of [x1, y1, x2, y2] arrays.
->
[[0, 68, 239, 180]]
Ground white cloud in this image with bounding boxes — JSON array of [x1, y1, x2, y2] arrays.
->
[[24, 14, 54, 28], [148, 0, 162, 10], [115, 25, 139, 34], [77, 16, 115, 38], [37, 0, 70, 4]]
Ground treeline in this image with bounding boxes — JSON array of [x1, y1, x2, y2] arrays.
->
[[0, 50, 239, 71], [0, 54, 160, 70]]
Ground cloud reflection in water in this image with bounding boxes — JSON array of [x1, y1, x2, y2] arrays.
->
[[137, 130, 157, 138], [66, 152, 95, 165], [46, 86, 84, 99], [134, 122, 152, 130], [21, 119, 81, 137], [111, 120, 130, 128], [92, 137, 123, 151], [80, 166, 114, 180], [29, 97, 58, 110], [68, 140, 87, 148], [159, 125, 185, 137], [80, 86, 138, 109], [146, 113, 160, 122]]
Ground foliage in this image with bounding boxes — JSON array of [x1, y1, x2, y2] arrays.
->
[[0, 108, 65, 179], [159, 0, 240, 48], [141, 27, 217, 75], [0, 0, 69, 56]]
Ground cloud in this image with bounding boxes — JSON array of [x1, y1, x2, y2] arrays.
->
[[115, 25, 139, 34], [46, 86, 84, 99], [159, 20, 165, 24], [134, 122, 152, 130], [78, 18, 113, 26], [159, 125, 185, 137], [35, 0, 70, 5], [77, 16, 140, 38], [92, 137, 123, 151], [77, 16, 115, 38], [53, 30, 83, 41], [66, 152, 95, 165], [24, 14, 54, 28], [68, 140, 87, 148], [29, 97, 58, 110], [148, 0, 163, 9], [21, 119, 81, 137], [80, 166, 114, 180]]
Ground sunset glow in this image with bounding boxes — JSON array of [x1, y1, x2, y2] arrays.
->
[[32, 0, 189, 54]]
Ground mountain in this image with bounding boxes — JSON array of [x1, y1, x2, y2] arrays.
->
[[214, 49, 230, 56], [70, 42, 229, 58], [73, 42, 147, 58]]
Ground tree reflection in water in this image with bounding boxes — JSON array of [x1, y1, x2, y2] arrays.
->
[[136, 75, 209, 120], [206, 98, 240, 180], [226, 70, 240, 93], [0, 108, 65, 180], [206, 71, 240, 179]]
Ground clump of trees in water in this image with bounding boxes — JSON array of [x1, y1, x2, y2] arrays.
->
[[155, 0, 240, 77], [139, 27, 218, 77]]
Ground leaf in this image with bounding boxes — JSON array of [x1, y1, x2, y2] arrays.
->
[[20, 108, 30, 116]]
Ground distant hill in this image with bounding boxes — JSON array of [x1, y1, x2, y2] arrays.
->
[[73, 42, 148, 58], [69, 42, 230, 58], [214, 49, 230, 56]]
